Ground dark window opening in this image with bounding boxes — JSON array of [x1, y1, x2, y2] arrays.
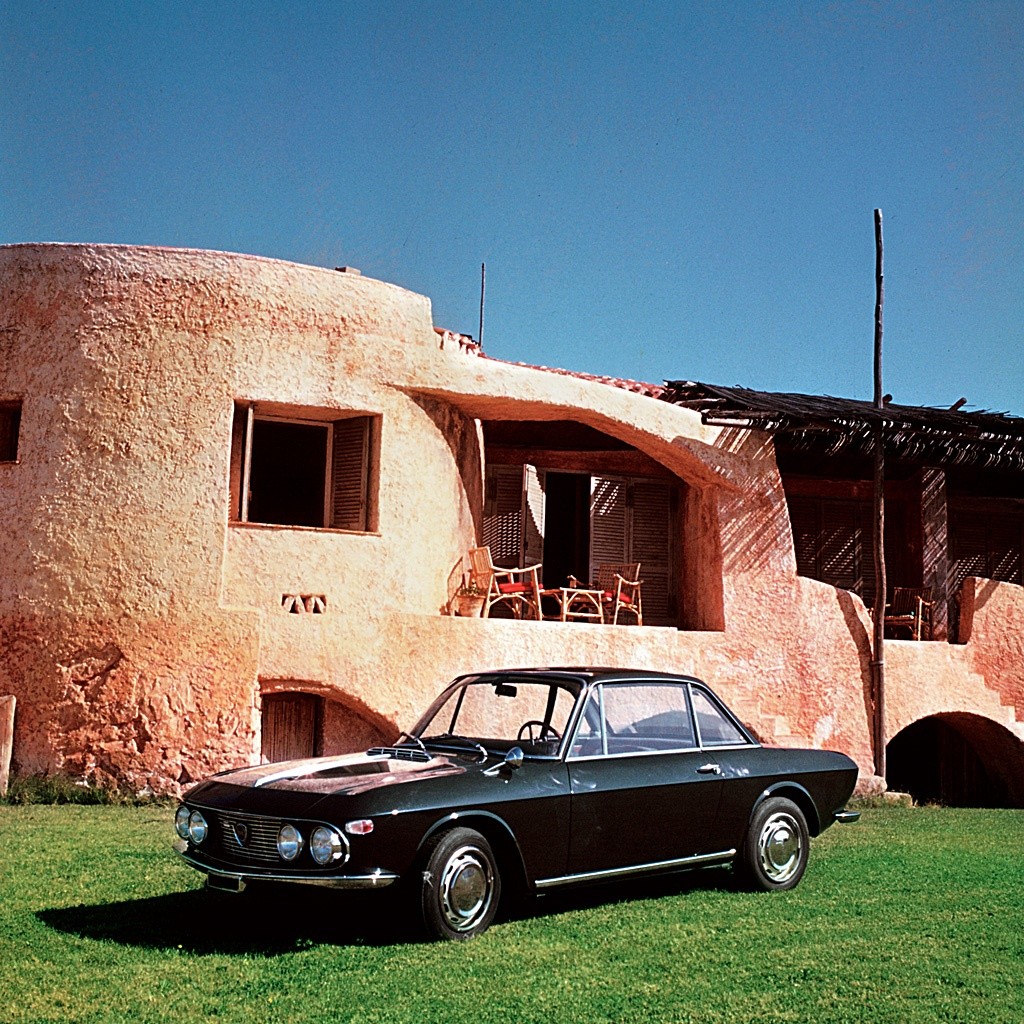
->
[[0, 402, 21, 462], [250, 420, 328, 527]]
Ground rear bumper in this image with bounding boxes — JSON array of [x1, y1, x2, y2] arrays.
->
[[834, 808, 861, 824], [174, 841, 399, 891]]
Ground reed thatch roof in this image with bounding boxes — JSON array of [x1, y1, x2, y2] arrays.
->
[[663, 381, 1024, 470]]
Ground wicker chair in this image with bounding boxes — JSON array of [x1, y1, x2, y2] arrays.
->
[[883, 587, 934, 641], [468, 546, 543, 620], [593, 563, 644, 626]]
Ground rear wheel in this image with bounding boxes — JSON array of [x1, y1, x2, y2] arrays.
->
[[738, 797, 809, 891], [419, 827, 501, 940]]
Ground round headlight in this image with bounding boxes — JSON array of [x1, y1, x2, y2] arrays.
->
[[310, 826, 347, 866], [174, 805, 191, 840], [188, 810, 209, 844], [277, 823, 303, 861]]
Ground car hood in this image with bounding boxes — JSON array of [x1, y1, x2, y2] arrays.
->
[[209, 749, 466, 796]]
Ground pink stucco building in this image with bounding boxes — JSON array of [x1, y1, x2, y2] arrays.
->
[[1, 243, 1022, 801]]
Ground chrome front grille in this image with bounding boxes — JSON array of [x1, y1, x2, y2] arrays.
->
[[213, 810, 283, 865]]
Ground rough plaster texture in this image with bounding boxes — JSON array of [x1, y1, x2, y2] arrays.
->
[[1, 243, 1021, 796]]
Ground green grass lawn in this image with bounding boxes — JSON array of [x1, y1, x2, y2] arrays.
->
[[0, 803, 1021, 1024]]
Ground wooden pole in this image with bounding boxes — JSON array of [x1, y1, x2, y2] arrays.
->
[[871, 209, 887, 779], [0, 695, 15, 797]]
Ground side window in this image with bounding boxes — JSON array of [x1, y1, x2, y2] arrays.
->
[[229, 403, 378, 531], [690, 687, 749, 747], [569, 691, 604, 757], [0, 401, 21, 462], [570, 683, 695, 757]]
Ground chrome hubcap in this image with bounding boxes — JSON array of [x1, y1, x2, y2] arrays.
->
[[758, 812, 802, 882], [439, 846, 494, 931]]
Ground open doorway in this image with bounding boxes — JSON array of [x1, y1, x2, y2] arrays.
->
[[886, 713, 1024, 807], [543, 472, 591, 587]]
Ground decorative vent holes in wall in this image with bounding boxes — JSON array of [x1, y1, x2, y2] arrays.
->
[[282, 594, 327, 615]]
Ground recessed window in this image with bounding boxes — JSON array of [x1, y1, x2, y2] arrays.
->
[[230, 403, 378, 531], [0, 402, 21, 462]]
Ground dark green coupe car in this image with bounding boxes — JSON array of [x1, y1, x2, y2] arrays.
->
[[174, 668, 860, 940]]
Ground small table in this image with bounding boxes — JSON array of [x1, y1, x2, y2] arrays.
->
[[542, 587, 605, 623]]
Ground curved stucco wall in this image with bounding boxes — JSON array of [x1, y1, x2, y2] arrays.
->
[[2, 243, 1020, 796], [0, 244, 482, 788]]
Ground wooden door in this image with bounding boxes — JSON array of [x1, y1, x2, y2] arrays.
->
[[261, 692, 322, 763]]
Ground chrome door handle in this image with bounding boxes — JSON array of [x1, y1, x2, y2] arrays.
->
[[697, 763, 721, 775]]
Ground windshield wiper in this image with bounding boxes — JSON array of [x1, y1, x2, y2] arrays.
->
[[422, 734, 489, 763]]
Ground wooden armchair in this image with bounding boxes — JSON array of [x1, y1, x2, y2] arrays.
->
[[594, 563, 644, 626], [883, 587, 934, 641], [468, 546, 543, 620]]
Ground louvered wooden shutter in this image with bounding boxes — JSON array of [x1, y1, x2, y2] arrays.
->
[[483, 465, 524, 567], [788, 496, 820, 579], [590, 476, 628, 568], [787, 496, 874, 601], [331, 417, 370, 531], [630, 480, 672, 625], [522, 464, 546, 568]]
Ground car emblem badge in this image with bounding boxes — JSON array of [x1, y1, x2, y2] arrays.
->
[[233, 822, 249, 847]]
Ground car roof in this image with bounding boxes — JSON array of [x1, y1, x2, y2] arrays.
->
[[464, 667, 704, 684]]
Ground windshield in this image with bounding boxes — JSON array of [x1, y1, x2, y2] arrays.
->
[[414, 676, 580, 755]]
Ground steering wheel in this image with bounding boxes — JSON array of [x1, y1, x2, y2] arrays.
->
[[517, 720, 561, 743]]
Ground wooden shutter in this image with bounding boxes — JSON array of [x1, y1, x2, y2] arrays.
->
[[788, 496, 874, 602], [590, 475, 675, 626], [590, 476, 628, 567], [331, 416, 370, 531], [522, 464, 546, 567], [788, 496, 820, 579], [630, 480, 672, 625], [483, 465, 524, 567]]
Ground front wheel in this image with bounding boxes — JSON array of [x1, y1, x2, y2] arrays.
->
[[419, 827, 501, 940], [738, 797, 809, 891]]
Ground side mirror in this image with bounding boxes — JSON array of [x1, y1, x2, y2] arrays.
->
[[504, 746, 524, 771]]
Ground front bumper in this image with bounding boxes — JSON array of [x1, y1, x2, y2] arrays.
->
[[174, 841, 399, 891], [833, 808, 861, 824]]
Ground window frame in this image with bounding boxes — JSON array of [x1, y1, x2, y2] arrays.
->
[[229, 401, 378, 533], [567, 681, 699, 760], [566, 680, 756, 760]]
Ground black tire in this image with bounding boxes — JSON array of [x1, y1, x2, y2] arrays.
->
[[738, 796, 809, 891], [419, 827, 501, 941]]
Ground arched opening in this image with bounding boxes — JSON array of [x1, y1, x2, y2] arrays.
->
[[259, 685, 391, 763], [886, 713, 1024, 808]]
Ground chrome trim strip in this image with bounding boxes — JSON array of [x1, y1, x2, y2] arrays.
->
[[834, 809, 861, 824], [175, 845, 399, 889], [567, 744, 755, 762], [535, 849, 736, 890]]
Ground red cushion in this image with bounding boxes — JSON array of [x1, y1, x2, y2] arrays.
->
[[497, 582, 531, 594]]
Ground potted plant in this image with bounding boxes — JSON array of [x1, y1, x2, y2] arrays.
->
[[453, 581, 486, 617]]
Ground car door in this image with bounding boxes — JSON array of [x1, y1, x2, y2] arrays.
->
[[565, 681, 726, 874]]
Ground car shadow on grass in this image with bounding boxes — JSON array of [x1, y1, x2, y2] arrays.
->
[[37, 884, 420, 954], [39, 866, 740, 953]]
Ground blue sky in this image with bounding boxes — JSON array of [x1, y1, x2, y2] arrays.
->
[[3, 1, 1022, 413]]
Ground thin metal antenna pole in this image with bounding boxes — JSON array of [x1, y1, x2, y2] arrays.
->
[[479, 262, 486, 350]]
